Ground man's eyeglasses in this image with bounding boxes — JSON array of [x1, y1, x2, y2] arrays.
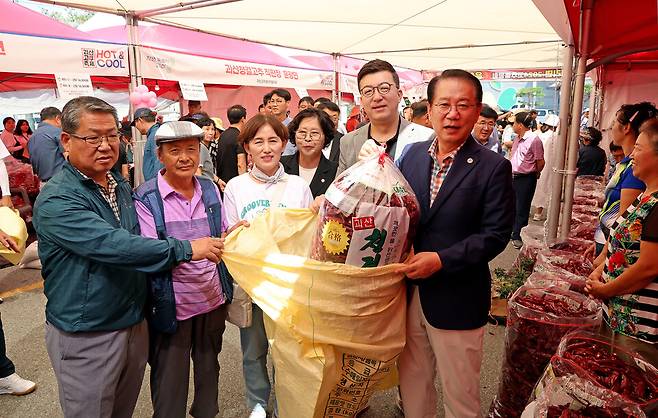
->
[[66, 132, 120, 146], [476, 121, 495, 129], [295, 131, 322, 141], [360, 82, 395, 98], [432, 103, 477, 115]]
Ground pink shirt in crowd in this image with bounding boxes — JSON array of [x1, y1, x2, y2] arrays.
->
[[135, 173, 228, 321], [0, 130, 19, 153], [511, 131, 544, 174]]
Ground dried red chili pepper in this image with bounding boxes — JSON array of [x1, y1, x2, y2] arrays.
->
[[546, 405, 638, 418], [556, 336, 658, 405]]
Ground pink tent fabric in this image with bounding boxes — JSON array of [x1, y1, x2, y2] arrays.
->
[[87, 24, 423, 85], [0, 0, 98, 41], [88, 24, 334, 71]]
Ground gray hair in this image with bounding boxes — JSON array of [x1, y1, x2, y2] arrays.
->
[[61, 96, 118, 134]]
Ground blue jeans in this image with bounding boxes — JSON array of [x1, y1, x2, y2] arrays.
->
[[240, 304, 271, 410]]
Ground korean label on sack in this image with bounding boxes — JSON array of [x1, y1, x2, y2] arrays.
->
[[345, 203, 409, 267], [322, 353, 397, 417]]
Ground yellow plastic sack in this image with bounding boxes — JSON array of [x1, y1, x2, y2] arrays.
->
[[223, 208, 406, 418], [0, 207, 28, 265]]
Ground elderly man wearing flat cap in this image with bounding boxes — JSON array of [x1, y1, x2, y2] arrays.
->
[[134, 121, 245, 418], [33, 97, 226, 418]]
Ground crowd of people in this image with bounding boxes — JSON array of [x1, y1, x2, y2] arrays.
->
[[0, 57, 655, 418]]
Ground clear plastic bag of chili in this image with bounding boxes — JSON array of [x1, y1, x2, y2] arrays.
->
[[310, 152, 420, 267], [535, 331, 658, 415], [532, 249, 593, 294], [520, 224, 547, 263], [525, 271, 575, 293], [574, 189, 605, 207], [548, 237, 592, 255], [575, 175, 605, 190], [488, 286, 602, 418], [572, 204, 601, 218], [524, 375, 646, 418]]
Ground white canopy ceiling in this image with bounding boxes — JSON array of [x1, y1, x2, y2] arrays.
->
[[31, 0, 563, 71]]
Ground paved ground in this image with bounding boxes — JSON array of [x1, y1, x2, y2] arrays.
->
[[0, 242, 520, 418]]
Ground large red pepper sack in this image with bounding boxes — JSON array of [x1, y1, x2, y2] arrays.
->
[[310, 153, 420, 267], [489, 286, 602, 417], [532, 331, 658, 416]]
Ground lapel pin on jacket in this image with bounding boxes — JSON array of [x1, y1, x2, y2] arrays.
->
[[467, 157, 474, 164]]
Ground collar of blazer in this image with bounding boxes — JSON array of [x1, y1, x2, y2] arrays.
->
[[354, 117, 435, 161], [426, 136, 482, 218]]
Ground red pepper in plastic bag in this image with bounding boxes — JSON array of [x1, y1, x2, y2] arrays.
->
[[310, 153, 420, 267], [528, 375, 646, 418], [546, 405, 639, 418], [535, 249, 593, 278], [489, 286, 602, 418], [558, 336, 658, 405]]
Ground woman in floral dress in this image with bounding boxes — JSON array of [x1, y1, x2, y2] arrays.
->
[[586, 121, 658, 346]]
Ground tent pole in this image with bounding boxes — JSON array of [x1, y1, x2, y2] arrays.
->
[[546, 44, 575, 243], [127, 13, 146, 187], [559, 0, 594, 241], [333, 53, 340, 104]]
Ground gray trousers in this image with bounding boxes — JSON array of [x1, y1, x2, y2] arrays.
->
[[149, 305, 228, 418], [45, 320, 148, 418]]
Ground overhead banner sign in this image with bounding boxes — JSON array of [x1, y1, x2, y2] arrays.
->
[[472, 68, 563, 80], [422, 68, 562, 82], [55, 73, 94, 98], [179, 80, 208, 101], [141, 47, 335, 90], [0, 33, 129, 77]]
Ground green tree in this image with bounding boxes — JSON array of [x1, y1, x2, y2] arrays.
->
[[516, 87, 545, 108], [41, 8, 93, 28]]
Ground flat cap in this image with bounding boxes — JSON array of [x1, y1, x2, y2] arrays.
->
[[155, 121, 204, 145]]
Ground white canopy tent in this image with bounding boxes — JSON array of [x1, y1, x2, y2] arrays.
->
[[26, 0, 562, 71]]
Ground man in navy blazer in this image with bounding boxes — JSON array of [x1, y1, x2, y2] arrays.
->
[[396, 70, 514, 418]]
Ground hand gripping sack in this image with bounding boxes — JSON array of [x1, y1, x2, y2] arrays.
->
[[0, 207, 28, 265], [310, 152, 420, 267]]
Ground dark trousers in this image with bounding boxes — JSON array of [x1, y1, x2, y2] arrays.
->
[[149, 304, 228, 418], [512, 173, 537, 240], [0, 313, 16, 378]]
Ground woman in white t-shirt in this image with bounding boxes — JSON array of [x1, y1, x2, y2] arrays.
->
[[223, 114, 313, 418]]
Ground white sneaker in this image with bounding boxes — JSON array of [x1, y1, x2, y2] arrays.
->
[[248, 404, 267, 418], [0, 373, 36, 395]]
